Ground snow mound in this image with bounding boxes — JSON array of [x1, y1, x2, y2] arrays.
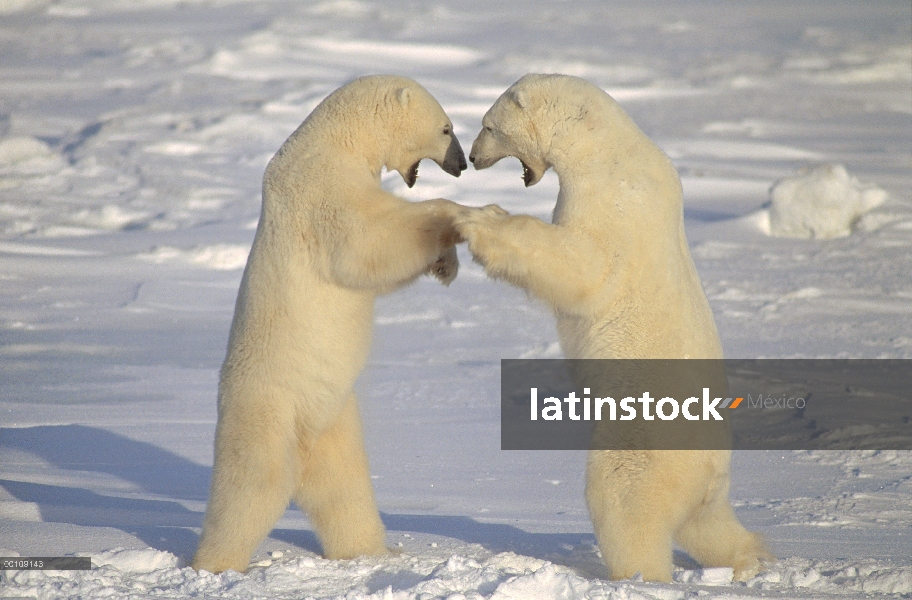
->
[[93, 547, 180, 573], [0, 136, 65, 177], [766, 164, 887, 239], [0, 0, 50, 14], [136, 244, 251, 270], [71, 205, 153, 231], [672, 567, 733, 585], [488, 563, 599, 599]]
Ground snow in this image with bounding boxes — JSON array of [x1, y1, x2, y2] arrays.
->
[[0, 0, 910, 598], [8, 548, 912, 599], [135, 244, 250, 270]]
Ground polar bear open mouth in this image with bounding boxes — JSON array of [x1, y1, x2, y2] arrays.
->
[[405, 161, 419, 188], [521, 160, 534, 187]]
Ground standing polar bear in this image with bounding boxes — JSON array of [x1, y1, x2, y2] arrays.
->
[[456, 74, 771, 582], [192, 75, 468, 573]]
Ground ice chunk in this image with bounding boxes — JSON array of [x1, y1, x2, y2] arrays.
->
[[768, 164, 887, 239]]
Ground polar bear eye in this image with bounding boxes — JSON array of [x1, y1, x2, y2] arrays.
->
[[442, 125, 451, 136]]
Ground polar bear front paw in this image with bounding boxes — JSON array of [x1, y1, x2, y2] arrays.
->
[[453, 204, 510, 270], [428, 245, 459, 286]]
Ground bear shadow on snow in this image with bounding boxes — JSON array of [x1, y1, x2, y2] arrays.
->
[[0, 424, 704, 574], [277, 513, 702, 580], [0, 425, 211, 501], [0, 424, 208, 557]]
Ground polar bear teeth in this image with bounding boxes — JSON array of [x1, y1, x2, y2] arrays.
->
[[521, 161, 533, 186], [406, 162, 419, 188]]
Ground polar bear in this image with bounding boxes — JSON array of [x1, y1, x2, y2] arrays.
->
[[192, 75, 468, 574], [455, 74, 771, 582]]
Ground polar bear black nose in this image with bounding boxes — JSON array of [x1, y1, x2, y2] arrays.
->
[[468, 153, 476, 164]]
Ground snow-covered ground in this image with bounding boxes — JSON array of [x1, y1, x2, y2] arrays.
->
[[1, 0, 910, 598]]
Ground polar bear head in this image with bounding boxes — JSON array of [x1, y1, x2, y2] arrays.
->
[[387, 79, 468, 187], [314, 75, 467, 187], [470, 74, 624, 187]]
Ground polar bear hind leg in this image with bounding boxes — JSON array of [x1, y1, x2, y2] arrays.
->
[[586, 451, 696, 582], [192, 399, 300, 573], [293, 393, 387, 559], [673, 479, 772, 581]]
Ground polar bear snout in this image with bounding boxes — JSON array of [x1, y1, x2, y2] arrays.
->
[[438, 135, 467, 177], [468, 128, 503, 170], [470, 132, 544, 187]]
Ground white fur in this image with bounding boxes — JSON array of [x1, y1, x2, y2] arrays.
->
[[456, 74, 772, 582], [192, 75, 467, 573]]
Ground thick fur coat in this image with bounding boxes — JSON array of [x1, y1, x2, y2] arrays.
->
[[456, 74, 771, 582], [192, 75, 467, 573]]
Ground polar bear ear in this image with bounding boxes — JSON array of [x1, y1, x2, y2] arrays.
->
[[508, 88, 530, 110], [396, 87, 411, 107]]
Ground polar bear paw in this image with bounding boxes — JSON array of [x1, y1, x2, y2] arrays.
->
[[453, 204, 510, 269], [428, 245, 459, 286], [731, 537, 776, 582]]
